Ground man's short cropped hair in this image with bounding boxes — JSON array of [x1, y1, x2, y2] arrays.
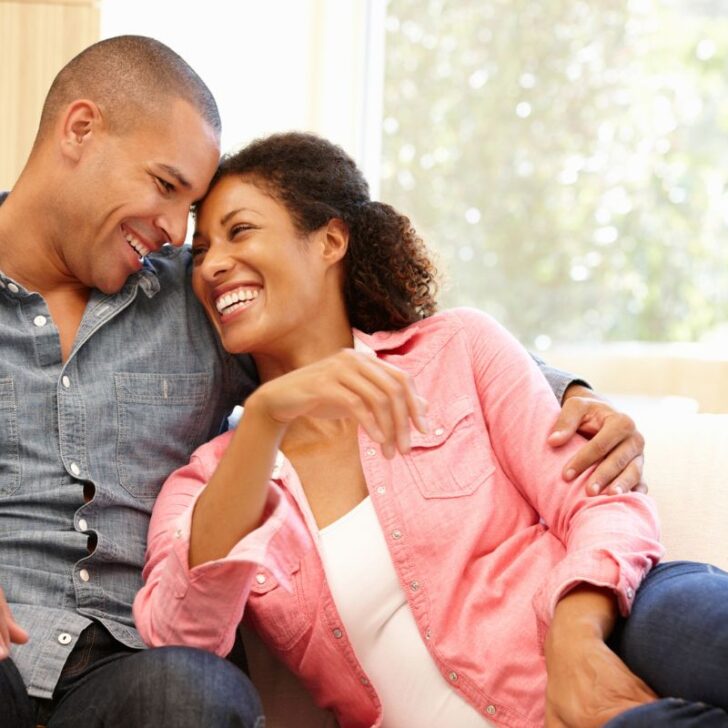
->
[[37, 35, 221, 140]]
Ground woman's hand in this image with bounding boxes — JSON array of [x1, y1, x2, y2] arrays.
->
[[545, 586, 657, 728], [548, 385, 647, 496], [248, 349, 428, 458]]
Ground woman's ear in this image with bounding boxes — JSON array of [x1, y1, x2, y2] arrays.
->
[[59, 100, 102, 162], [320, 218, 349, 267]]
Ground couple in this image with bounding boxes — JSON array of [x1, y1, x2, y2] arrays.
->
[[0, 35, 725, 728]]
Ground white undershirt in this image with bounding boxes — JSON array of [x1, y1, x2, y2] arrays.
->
[[318, 496, 493, 728]]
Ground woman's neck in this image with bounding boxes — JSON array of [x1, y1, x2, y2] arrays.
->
[[253, 318, 355, 384]]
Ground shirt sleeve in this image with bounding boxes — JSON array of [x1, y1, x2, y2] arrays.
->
[[529, 352, 591, 404], [133, 437, 309, 657], [453, 308, 663, 644]]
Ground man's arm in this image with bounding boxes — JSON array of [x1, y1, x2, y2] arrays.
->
[[533, 357, 646, 497]]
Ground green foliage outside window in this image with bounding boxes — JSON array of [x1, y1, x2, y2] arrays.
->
[[381, 0, 728, 347]]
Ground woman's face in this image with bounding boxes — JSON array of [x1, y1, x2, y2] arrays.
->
[[191, 175, 335, 356]]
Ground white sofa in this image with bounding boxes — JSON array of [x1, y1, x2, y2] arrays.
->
[[243, 412, 728, 727]]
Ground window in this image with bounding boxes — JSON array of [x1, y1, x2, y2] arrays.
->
[[380, 0, 728, 350]]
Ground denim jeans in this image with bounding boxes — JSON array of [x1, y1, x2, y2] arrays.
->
[[606, 561, 728, 727], [0, 622, 264, 727]]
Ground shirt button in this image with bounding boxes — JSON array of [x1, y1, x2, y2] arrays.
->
[[79, 569, 90, 582], [376, 486, 386, 495], [365, 447, 376, 457], [33, 315, 47, 327], [360, 676, 370, 686], [174, 528, 182, 540], [425, 628, 432, 640], [332, 628, 343, 639], [626, 587, 634, 599], [434, 427, 445, 436], [255, 573, 267, 585], [78, 519, 88, 532], [486, 705, 497, 715], [70, 462, 81, 477], [61, 376, 71, 389], [391, 529, 402, 540], [57, 632, 72, 645], [448, 671, 458, 682], [410, 580, 420, 591], [7, 283, 19, 294]]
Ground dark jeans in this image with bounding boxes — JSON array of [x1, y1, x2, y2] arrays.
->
[[606, 561, 728, 727], [0, 622, 263, 727]]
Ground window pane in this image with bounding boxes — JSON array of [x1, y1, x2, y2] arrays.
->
[[381, 0, 728, 347]]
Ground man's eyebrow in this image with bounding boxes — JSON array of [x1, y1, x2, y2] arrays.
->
[[158, 164, 192, 189]]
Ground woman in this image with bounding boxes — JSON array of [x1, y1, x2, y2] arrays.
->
[[134, 132, 728, 727]]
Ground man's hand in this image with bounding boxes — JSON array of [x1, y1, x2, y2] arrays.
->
[[0, 587, 28, 660], [548, 385, 647, 496], [545, 585, 657, 728]]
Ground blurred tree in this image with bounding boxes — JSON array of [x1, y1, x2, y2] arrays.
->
[[381, 0, 728, 346]]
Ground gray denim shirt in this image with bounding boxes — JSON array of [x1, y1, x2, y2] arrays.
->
[[0, 193, 256, 698], [0, 192, 579, 700]]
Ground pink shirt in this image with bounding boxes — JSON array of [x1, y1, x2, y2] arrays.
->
[[133, 308, 662, 728]]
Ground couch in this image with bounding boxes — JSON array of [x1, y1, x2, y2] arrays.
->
[[243, 412, 728, 727]]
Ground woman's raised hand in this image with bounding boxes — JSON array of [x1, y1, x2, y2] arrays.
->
[[246, 350, 429, 458]]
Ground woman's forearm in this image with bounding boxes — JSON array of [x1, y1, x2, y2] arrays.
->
[[189, 393, 286, 567], [548, 583, 618, 645]]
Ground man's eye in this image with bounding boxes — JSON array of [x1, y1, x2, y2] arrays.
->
[[156, 177, 174, 193]]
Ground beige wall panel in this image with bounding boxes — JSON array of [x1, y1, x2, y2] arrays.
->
[[0, 1, 99, 189]]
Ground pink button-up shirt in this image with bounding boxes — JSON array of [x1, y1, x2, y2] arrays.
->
[[134, 308, 662, 728]]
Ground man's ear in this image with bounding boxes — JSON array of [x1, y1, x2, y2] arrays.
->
[[59, 100, 103, 162], [320, 218, 349, 267]]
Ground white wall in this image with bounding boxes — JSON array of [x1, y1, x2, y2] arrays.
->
[[101, 0, 382, 181]]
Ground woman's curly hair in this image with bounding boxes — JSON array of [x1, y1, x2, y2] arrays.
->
[[205, 132, 439, 333]]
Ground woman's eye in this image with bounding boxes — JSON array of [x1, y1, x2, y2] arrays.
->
[[230, 224, 253, 238], [190, 247, 206, 261]]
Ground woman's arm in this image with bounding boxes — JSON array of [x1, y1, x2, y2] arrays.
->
[[134, 349, 427, 653], [544, 586, 657, 728], [451, 307, 662, 628]]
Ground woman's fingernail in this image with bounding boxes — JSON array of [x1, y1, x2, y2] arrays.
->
[[565, 468, 575, 480], [590, 482, 601, 494], [613, 484, 624, 494]]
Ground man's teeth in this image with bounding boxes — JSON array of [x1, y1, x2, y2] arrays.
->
[[215, 288, 260, 314], [124, 232, 151, 258]]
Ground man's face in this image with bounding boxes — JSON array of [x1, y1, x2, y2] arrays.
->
[[65, 99, 220, 294]]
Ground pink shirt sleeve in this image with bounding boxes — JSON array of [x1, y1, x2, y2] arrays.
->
[[133, 434, 309, 657], [452, 308, 663, 642]]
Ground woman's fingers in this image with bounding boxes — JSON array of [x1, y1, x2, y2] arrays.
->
[[337, 355, 427, 457]]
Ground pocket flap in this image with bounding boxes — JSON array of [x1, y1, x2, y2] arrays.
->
[[410, 395, 475, 448]]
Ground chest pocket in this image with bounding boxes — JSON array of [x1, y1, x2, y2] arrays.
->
[[0, 377, 20, 496], [115, 372, 210, 500], [246, 564, 309, 652], [406, 395, 495, 498]]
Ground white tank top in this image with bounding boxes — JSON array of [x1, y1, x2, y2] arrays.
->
[[319, 496, 493, 728]]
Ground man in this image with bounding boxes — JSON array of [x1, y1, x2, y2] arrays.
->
[[0, 36, 261, 727], [0, 35, 644, 727]]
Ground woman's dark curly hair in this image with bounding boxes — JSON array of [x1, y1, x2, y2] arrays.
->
[[203, 131, 439, 333]]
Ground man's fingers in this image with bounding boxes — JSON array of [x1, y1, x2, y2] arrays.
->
[[585, 445, 645, 495], [562, 428, 615, 480], [548, 400, 589, 446]]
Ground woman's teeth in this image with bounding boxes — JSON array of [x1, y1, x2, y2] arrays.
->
[[124, 232, 151, 258], [216, 288, 260, 315]]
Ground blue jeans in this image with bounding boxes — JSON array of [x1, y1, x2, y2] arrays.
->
[[606, 561, 728, 727], [0, 623, 263, 727]]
